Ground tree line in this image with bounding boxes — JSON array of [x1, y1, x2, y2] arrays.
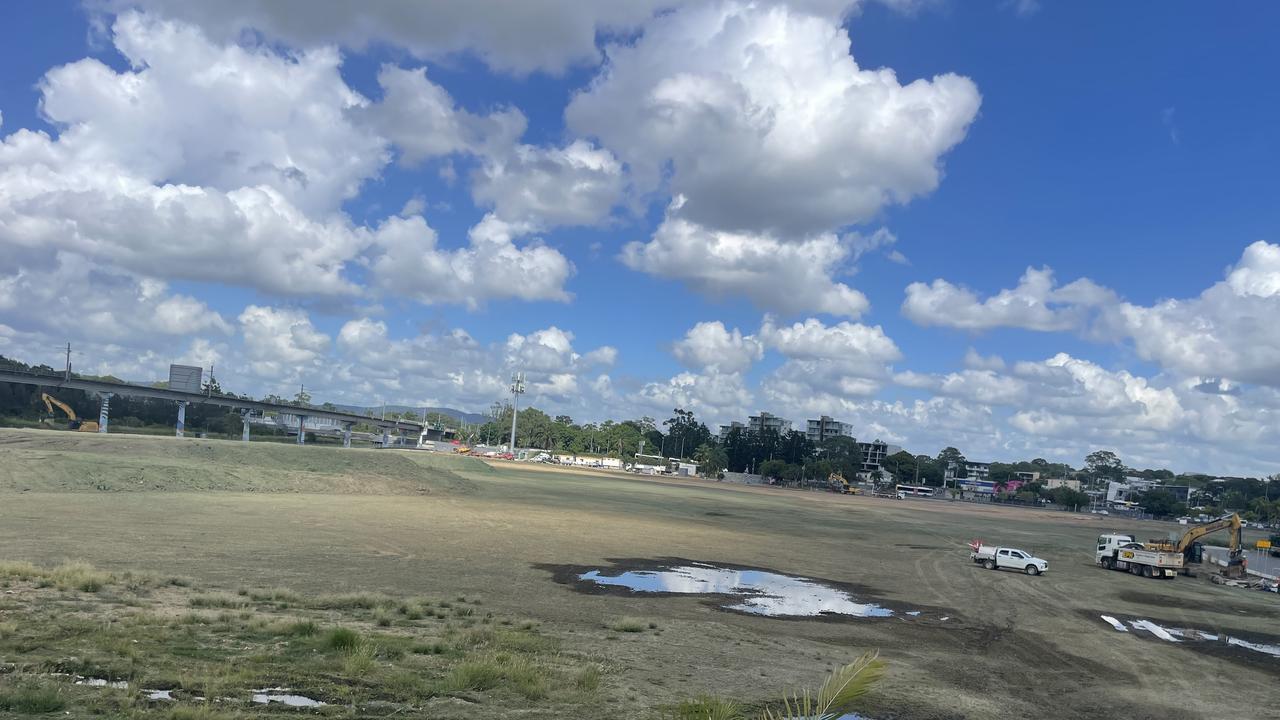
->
[[3, 354, 1276, 521]]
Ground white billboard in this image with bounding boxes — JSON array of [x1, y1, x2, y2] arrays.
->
[[168, 364, 203, 394]]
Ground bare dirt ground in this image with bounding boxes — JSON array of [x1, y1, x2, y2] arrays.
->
[[0, 428, 1276, 719]]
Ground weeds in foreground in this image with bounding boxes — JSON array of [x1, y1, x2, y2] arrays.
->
[[343, 640, 379, 677], [324, 626, 362, 652], [665, 651, 885, 720], [439, 654, 551, 700], [609, 617, 649, 633], [0, 681, 66, 713], [189, 593, 249, 609], [574, 665, 603, 692]]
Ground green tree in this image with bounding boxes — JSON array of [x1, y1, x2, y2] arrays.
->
[[1085, 450, 1125, 483], [881, 451, 918, 483], [1138, 489, 1183, 518], [759, 459, 788, 481], [663, 408, 713, 459], [694, 443, 729, 478], [937, 447, 966, 480]]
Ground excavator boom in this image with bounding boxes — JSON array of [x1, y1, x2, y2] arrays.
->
[[1147, 513, 1246, 578], [39, 392, 98, 432], [41, 393, 77, 422]]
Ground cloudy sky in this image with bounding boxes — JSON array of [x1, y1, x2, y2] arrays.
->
[[1, 1, 1278, 475]]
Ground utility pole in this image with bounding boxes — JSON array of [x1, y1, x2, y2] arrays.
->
[[64, 343, 72, 381], [508, 372, 525, 453]]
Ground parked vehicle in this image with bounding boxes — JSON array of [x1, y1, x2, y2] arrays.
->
[[969, 543, 1049, 575], [1268, 532, 1280, 559], [1095, 534, 1182, 579]]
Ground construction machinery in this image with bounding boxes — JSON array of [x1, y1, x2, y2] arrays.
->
[[1095, 534, 1183, 579], [1145, 513, 1247, 579], [828, 473, 860, 495], [40, 392, 99, 432]]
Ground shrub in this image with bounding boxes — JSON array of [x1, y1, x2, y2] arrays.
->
[[189, 594, 249, 609], [51, 562, 112, 593], [323, 627, 361, 652], [0, 682, 66, 713], [609, 617, 648, 633]]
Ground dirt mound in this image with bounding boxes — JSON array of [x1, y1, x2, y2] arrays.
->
[[0, 428, 485, 495]]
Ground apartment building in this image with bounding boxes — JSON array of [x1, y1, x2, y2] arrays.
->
[[806, 415, 853, 444]]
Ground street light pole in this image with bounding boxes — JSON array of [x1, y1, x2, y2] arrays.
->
[[508, 372, 525, 454]]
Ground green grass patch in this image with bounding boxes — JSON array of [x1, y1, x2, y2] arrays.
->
[[323, 626, 362, 652], [574, 665, 603, 692], [609, 617, 649, 633], [0, 681, 67, 713], [247, 587, 301, 603], [189, 593, 249, 609]]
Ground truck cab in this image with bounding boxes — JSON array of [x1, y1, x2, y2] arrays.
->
[[1095, 533, 1135, 563]]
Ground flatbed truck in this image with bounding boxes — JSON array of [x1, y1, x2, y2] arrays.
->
[[1096, 533, 1182, 579]]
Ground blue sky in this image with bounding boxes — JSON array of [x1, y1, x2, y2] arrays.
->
[[2, 0, 1279, 475]]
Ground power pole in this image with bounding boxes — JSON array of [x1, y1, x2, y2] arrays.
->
[[64, 343, 72, 381], [508, 372, 525, 453]]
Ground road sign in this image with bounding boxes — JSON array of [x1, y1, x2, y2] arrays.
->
[[1258, 539, 1272, 549]]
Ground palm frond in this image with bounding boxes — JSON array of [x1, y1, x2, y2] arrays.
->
[[760, 650, 885, 720]]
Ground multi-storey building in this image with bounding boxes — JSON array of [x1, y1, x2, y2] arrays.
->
[[747, 412, 792, 435], [806, 415, 853, 445], [717, 421, 746, 441]]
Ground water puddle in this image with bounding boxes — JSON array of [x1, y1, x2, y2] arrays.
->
[[1099, 615, 1280, 659], [573, 562, 897, 618], [75, 677, 128, 689], [252, 688, 326, 708]]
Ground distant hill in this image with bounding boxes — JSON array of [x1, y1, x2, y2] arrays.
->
[[333, 404, 489, 426]]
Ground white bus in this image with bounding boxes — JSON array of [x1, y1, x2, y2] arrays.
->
[[896, 484, 934, 498]]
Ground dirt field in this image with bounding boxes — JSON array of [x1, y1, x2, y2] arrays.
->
[[0, 428, 1276, 719]]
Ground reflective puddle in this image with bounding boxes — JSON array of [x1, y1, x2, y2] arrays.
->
[[1100, 615, 1280, 658], [75, 678, 128, 689], [576, 562, 895, 618], [251, 688, 326, 708]]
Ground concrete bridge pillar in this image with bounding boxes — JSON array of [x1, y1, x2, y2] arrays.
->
[[381, 428, 390, 448], [176, 401, 187, 437], [297, 415, 307, 445], [240, 409, 251, 442], [342, 422, 352, 449], [97, 393, 112, 433]]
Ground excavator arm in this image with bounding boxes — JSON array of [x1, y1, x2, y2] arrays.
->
[[39, 393, 97, 432], [1174, 514, 1242, 554], [1148, 513, 1246, 579], [41, 393, 77, 422]]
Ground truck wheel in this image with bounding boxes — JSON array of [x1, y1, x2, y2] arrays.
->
[[983, 559, 996, 570], [1142, 566, 1153, 578], [1100, 558, 1112, 570], [1025, 565, 1040, 576]]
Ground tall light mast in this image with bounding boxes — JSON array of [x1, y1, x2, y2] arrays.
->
[[508, 372, 525, 453]]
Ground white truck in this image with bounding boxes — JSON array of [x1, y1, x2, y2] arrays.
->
[[969, 543, 1049, 576], [1095, 533, 1182, 579]]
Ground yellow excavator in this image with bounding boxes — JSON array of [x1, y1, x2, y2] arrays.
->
[[829, 472, 861, 495], [41, 393, 99, 432], [1145, 513, 1246, 579]]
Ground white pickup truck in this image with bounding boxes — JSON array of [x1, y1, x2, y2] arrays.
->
[[969, 543, 1049, 575]]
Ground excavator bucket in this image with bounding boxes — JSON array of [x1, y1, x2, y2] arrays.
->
[[1221, 556, 1248, 580]]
